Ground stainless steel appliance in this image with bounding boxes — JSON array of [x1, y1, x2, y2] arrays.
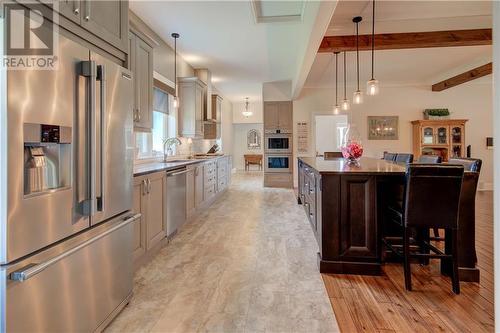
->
[[265, 154, 292, 173], [0, 31, 137, 332], [166, 167, 187, 238], [265, 133, 292, 154]]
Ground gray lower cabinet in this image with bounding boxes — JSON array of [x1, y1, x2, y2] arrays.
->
[[129, 31, 154, 130], [132, 171, 167, 265], [194, 164, 204, 207], [51, 0, 129, 53], [186, 165, 196, 218]]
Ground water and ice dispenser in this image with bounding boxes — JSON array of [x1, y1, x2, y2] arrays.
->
[[23, 123, 72, 195]]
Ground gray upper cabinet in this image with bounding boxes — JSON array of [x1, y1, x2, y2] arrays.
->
[[56, 0, 81, 24], [179, 77, 206, 138], [80, 0, 129, 52], [264, 101, 292, 132], [52, 0, 129, 54], [129, 31, 154, 131]]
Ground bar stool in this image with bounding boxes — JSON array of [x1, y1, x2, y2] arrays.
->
[[395, 153, 414, 164], [383, 152, 397, 161], [382, 164, 464, 294], [417, 155, 442, 164]]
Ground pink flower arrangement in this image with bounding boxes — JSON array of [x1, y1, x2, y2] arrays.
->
[[341, 142, 364, 161]]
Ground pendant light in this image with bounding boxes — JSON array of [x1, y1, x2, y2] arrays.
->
[[242, 97, 253, 117], [171, 32, 180, 108], [366, 0, 379, 96], [352, 16, 363, 105], [333, 52, 340, 115], [341, 51, 350, 111]]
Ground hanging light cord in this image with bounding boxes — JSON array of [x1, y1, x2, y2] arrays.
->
[[335, 52, 338, 104], [371, 0, 375, 80], [343, 51, 347, 99], [355, 20, 360, 91], [174, 37, 177, 97]]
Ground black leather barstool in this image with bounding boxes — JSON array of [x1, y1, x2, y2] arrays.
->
[[416, 155, 443, 238], [383, 164, 464, 294], [395, 153, 414, 164], [383, 152, 397, 161], [417, 155, 442, 163], [448, 157, 482, 173]]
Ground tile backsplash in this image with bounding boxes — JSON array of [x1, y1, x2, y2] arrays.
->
[[177, 137, 221, 156]]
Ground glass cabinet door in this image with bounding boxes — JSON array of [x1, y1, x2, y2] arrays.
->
[[451, 126, 463, 144], [436, 127, 448, 144], [422, 127, 434, 144]]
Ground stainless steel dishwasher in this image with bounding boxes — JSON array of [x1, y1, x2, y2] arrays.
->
[[166, 167, 187, 239]]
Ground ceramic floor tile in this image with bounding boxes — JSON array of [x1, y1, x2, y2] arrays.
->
[[105, 172, 338, 333]]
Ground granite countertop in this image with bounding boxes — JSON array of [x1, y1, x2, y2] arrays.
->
[[299, 157, 406, 175], [133, 155, 227, 177]]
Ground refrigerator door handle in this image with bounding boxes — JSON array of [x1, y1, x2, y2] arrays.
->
[[9, 213, 141, 282], [79, 60, 97, 216], [97, 64, 106, 212]]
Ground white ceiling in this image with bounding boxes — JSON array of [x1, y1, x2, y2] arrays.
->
[[305, 45, 492, 89], [305, 0, 492, 89], [130, 1, 334, 103], [326, 0, 492, 36]]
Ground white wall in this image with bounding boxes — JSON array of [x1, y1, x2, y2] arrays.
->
[[293, 82, 493, 188], [232, 123, 264, 171], [233, 101, 263, 124], [263, 80, 292, 101], [220, 97, 234, 155], [492, 0, 499, 324]]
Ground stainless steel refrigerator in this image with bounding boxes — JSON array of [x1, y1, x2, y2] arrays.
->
[[0, 30, 139, 332]]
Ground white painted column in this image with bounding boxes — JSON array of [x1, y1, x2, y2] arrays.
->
[[493, 2, 499, 331]]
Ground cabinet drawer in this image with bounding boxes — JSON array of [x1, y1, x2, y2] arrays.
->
[[217, 176, 227, 192], [204, 185, 216, 200], [204, 175, 216, 189]]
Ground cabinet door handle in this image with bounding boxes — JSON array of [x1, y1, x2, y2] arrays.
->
[[142, 179, 147, 196], [84, 0, 90, 21], [147, 179, 151, 194], [73, 2, 80, 15]]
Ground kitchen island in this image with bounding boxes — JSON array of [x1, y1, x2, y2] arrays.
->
[[298, 156, 480, 281], [298, 157, 405, 275]]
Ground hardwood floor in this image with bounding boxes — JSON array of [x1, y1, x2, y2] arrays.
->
[[322, 191, 494, 332]]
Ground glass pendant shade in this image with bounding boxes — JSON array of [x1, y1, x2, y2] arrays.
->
[[367, 79, 379, 96], [333, 104, 341, 115], [353, 90, 363, 104], [173, 96, 179, 108], [341, 98, 350, 111]]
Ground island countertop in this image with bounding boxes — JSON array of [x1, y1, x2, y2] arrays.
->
[[298, 156, 407, 175]]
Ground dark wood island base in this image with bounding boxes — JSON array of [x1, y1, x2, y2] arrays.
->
[[298, 157, 480, 282]]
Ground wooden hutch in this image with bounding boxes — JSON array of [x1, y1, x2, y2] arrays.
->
[[411, 119, 468, 161]]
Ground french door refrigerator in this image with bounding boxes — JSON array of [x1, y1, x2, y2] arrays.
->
[[0, 31, 139, 332]]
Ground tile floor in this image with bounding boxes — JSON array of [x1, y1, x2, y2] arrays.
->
[[106, 171, 339, 333]]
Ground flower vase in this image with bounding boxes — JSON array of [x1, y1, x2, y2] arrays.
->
[[341, 124, 363, 164]]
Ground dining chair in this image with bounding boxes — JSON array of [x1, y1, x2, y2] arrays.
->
[[382, 164, 464, 294], [395, 153, 414, 164], [417, 155, 442, 163]]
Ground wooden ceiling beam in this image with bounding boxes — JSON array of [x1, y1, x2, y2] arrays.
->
[[432, 62, 492, 92], [318, 29, 492, 53]]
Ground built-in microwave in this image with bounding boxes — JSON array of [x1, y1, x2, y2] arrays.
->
[[265, 134, 292, 154], [265, 154, 292, 173]]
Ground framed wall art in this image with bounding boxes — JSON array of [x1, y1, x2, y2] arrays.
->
[[367, 116, 399, 140]]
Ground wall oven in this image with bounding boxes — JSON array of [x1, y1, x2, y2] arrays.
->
[[265, 134, 292, 154], [265, 154, 292, 173]]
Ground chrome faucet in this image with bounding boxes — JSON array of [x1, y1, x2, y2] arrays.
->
[[163, 137, 182, 162]]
